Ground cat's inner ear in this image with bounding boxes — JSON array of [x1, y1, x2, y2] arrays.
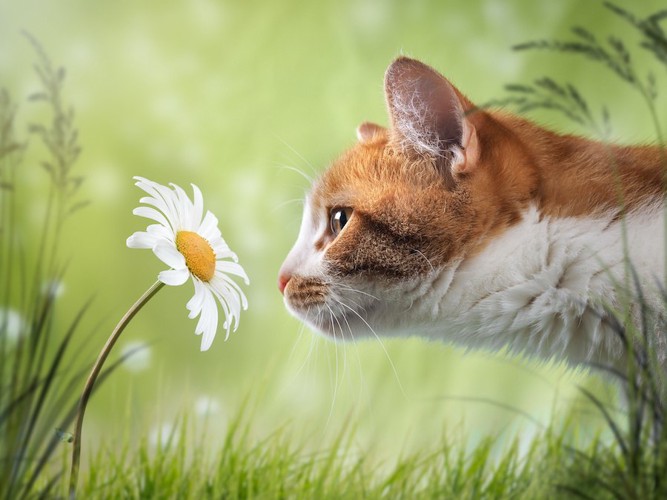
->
[[356, 122, 386, 144], [384, 57, 479, 177]]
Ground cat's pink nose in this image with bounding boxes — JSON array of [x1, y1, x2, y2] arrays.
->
[[278, 271, 291, 295]]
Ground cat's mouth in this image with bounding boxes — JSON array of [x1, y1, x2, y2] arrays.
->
[[283, 276, 376, 340]]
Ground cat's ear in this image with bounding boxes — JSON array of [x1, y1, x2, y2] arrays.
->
[[356, 122, 386, 144], [384, 57, 479, 178]]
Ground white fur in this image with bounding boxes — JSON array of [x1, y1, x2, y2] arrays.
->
[[400, 205, 666, 367], [280, 195, 326, 279], [391, 85, 465, 162]]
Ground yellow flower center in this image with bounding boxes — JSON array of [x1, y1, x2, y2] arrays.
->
[[175, 231, 216, 282]]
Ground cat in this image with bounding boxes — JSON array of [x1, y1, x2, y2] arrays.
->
[[279, 56, 666, 371]]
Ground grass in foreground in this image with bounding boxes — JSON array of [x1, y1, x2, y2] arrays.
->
[[59, 400, 662, 500], [56, 411, 604, 499], [79, 426, 527, 498]]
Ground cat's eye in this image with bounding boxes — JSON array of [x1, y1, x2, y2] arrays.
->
[[330, 207, 353, 236]]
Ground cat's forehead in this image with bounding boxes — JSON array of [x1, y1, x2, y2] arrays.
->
[[311, 142, 442, 209]]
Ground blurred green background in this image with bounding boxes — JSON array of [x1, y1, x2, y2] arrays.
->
[[2, 0, 666, 464]]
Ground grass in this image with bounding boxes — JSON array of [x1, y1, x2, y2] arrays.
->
[[0, 36, 143, 500], [68, 410, 582, 499], [0, 33, 85, 500], [62, 407, 646, 499]]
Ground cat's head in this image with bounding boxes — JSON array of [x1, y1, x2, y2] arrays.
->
[[279, 57, 535, 339]]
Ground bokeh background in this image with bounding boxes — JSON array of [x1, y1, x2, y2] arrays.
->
[[2, 0, 666, 466]]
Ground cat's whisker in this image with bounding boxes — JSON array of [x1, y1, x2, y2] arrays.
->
[[335, 298, 378, 435], [286, 318, 306, 363], [274, 163, 315, 185], [329, 297, 368, 420], [338, 304, 364, 406], [275, 136, 319, 179], [323, 302, 345, 431], [288, 318, 317, 381], [411, 248, 436, 273], [335, 298, 409, 400], [331, 291, 366, 313], [341, 309, 368, 404], [327, 283, 380, 322], [330, 282, 380, 302], [271, 197, 305, 213]]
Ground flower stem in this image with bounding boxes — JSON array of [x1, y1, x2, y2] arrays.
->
[[68, 280, 165, 499]]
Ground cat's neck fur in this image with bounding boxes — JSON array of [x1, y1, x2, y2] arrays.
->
[[497, 114, 664, 219], [404, 114, 667, 367], [410, 205, 664, 367]]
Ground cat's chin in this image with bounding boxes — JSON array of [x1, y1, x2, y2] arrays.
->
[[284, 299, 377, 342], [311, 315, 362, 341]]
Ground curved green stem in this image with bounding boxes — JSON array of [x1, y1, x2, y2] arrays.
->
[[68, 280, 165, 499]]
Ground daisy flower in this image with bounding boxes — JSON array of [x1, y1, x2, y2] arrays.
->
[[126, 176, 249, 351], [69, 176, 250, 497]]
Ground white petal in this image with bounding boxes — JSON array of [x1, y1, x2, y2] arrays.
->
[[158, 268, 190, 286], [139, 196, 178, 232], [215, 261, 249, 284], [171, 183, 194, 230], [157, 183, 184, 229], [191, 184, 204, 228], [210, 238, 238, 262], [153, 243, 186, 269], [198, 211, 219, 240], [208, 236, 228, 251], [194, 288, 212, 335], [194, 288, 217, 341], [199, 291, 219, 351], [134, 178, 169, 207], [133, 176, 160, 194], [193, 291, 206, 335], [218, 273, 248, 310], [186, 278, 206, 318], [141, 180, 182, 231], [126, 231, 159, 249], [146, 223, 174, 244], [203, 225, 222, 242], [134, 179, 181, 232], [214, 249, 238, 262], [209, 277, 243, 334], [208, 281, 232, 323], [133, 206, 171, 229]]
